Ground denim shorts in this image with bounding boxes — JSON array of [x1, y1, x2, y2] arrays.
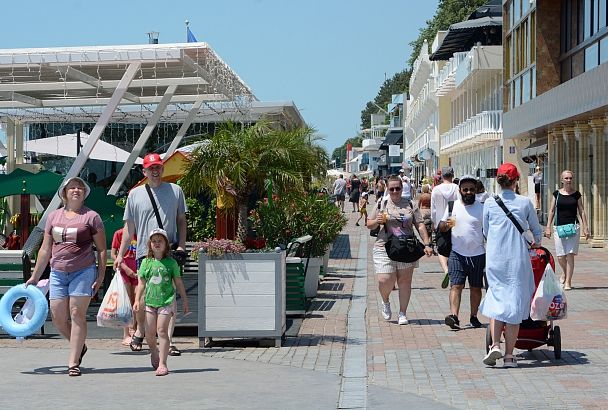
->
[[145, 299, 176, 316], [49, 264, 97, 300]]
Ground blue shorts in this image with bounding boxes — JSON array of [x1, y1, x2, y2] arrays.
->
[[447, 251, 485, 288], [49, 264, 97, 300]]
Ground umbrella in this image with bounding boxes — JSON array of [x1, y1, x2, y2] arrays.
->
[[24, 133, 143, 164], [0, 168, 63, 197]]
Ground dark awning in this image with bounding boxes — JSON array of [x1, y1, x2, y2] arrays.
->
[[380, 129, 403, 149], [468, 0, 501, 19], [430, 16, 502, 61], [521, 137, 548, 162]]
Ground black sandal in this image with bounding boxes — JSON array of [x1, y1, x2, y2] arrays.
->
[[68, 365, 81, 377], [78, 344, 88, 366], [168, 345, 181, 356], [130, 336, 144, 352]]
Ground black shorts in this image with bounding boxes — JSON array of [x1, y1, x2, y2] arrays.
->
[[336, 193, 345, 201], [535, 183, 541, 194], [447, 251, 485, 288]]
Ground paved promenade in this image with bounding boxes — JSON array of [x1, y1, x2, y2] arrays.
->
[[1, 209, 608, 409]]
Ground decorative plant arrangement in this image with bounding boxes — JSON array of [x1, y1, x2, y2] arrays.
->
[[191, 238, 246, 260]]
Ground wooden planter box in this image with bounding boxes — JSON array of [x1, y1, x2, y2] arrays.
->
[[198, 251, 286, 347]]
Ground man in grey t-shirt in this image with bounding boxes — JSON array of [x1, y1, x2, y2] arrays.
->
[[114, 152, 187, 355]]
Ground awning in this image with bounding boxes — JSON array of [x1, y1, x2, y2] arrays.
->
[[521, 137, 548, 163], [431, 16, 502, 61], [380, 129, 403, 149]]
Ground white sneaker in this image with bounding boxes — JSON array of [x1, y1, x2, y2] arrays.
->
[[381, 302, 391, 320], [483, 346, 503, 366], [398, 312, 408, 325]]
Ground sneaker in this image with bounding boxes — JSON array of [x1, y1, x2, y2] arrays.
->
[[441, 272, 450, 289], [470, 316, 483, 328], [398, 312, 409, 325], [381, 302, 392, 321], [502, 356, 518, 368], [483, 346, 503, 366], [445, 314, 460, 330]]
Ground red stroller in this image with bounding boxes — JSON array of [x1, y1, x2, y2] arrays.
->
[[485, 247, 562, 359]]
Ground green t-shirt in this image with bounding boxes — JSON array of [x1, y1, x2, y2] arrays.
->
[[138, 257, 181, 308]]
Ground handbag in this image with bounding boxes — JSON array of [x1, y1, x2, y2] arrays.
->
[[383, 202, 425, 263], [435, 201, 454, 257], [145, 184, 187, 267], [554, 192, 578, 239]]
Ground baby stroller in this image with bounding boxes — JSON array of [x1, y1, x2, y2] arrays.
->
[[485, 247, 562, 359]]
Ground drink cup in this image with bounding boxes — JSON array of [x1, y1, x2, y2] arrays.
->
[[447, 216, 456, 228], [381, 211, 388, 224]]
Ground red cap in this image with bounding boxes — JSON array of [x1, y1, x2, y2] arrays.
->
[[143, 153, 163, 169], [497, 162, 520, 180]]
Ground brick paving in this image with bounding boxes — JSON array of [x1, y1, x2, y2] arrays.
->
[[2, 209, 608, 409]]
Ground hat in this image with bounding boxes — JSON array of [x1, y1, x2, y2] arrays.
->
[[458, 174, 477, 187], [441, 166, 454, 177], [362, 192, 368, 197], [497, 162, 520, 180], [59, 177, 91, 201], [149, 228, 169, 240], [143, 153, 163, 169], [399, 169, 405, 173]]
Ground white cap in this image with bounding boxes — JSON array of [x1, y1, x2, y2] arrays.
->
[[149, 228, 168, 240]]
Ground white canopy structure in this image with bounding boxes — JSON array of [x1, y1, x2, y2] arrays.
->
[[24, 132, 143, 163]]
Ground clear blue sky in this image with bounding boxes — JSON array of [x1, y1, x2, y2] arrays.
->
[[0, 0, 438, 153]]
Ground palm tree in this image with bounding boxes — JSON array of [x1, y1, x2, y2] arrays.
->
[[180, 120, 328, 242]]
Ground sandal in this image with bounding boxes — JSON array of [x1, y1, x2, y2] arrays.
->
[[168, 345, 181, 356], [151, 356, 160, 370], [68, 365, 81, 377], [130, 335, 144, 352], [503, 356, 518, 368], [78, 344, 88, 366], [155, 365, 169, 376]]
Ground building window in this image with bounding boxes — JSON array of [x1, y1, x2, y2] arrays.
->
[[585, 41, 599, 70], [600, 35, 608, 63]]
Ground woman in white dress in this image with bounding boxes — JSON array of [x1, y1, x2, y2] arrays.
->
[[479, 163, 542, 368]]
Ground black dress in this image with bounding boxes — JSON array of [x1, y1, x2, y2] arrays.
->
[[349, 179, 361, 202]]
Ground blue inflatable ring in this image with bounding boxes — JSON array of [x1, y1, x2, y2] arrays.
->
[[0, 284, 48, 338]]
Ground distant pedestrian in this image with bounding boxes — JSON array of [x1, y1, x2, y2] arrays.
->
[[418, 184, 432, 236], [375, 178, 386, 201], [544, 170, 591, 290], [355, 192, 368, 226], [533, 166, 542, 209], [134, 228, 188, 376], [437, 175, 485, 330], [399, 169, 413, 201], [349, 175, 361, 212], [367, 176, 433, 325], [475, 179, 490, 203], [333, 174, 347, 213], [431, 167, 459, 282], [480, 163, 542, 368]]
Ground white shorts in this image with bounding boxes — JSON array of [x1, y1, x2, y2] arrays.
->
[[373, 246, 419, 274], [553, 225, 580, 256]]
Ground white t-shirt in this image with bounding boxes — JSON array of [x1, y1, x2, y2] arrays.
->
[[430, 182, 459, 228], [441, 200, 485, 257], [401, 176, 412, 199]]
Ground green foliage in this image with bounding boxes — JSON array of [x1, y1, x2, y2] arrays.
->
[[360, 70, 411, 130], [186, 197, 216, 241], [251, 192, 347, 257], [407, 0, 488, 67], [331, 134, 363, 169]]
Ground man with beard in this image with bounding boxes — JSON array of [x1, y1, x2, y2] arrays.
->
[[437, 175, 485, 330]]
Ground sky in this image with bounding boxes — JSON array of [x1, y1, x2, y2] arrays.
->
[[0, 0, 439, 153]]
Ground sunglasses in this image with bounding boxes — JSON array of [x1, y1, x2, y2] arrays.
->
[[388, 187, 402, 192], [460, 188, 476, 193]]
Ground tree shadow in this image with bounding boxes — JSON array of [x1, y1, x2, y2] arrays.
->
[[329, 234, 352, 259]]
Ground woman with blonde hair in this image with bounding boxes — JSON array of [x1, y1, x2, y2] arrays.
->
[[544, 170, 590, 290]]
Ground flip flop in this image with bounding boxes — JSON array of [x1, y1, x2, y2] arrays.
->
[[155, 365, 169, 376], [168, 345, 181, 356]]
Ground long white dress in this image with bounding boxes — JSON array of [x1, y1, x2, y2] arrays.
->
[[479, 189, 542, 324]]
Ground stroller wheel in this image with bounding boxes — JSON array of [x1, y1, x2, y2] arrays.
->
[[553, 326, 562, 360], [484, 326, 492, 353]]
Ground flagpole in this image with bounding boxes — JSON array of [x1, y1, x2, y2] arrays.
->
[[185, 20, 189, 42]]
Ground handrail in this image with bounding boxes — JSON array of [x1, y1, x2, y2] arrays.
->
[[440, 110, 502, 150]]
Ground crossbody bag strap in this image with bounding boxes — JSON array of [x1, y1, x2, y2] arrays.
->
[[145, 184, 164, 230], [493, 195, 524, 234], [554, 191, 560, 225]]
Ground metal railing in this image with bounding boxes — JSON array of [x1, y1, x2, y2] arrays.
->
[[440, 110, 502, 150]]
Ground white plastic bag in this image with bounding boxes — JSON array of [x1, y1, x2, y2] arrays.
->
[[530, 264, 567, 321], [96, 272, 133, 328]]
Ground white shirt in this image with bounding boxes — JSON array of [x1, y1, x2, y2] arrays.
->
[[401, 176, 412, 199], [441, 200, 485, 257], [430, 182, 459, 228]]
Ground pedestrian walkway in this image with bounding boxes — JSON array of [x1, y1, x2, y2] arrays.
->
[[1, 210, 607, 409]]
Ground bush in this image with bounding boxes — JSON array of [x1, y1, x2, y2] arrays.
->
[[251, 192, 346, 257]]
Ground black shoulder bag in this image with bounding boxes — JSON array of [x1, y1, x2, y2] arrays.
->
[[384, 201, 425, 263], [435, 200, 454, 257], [145, 184, 187, 267]]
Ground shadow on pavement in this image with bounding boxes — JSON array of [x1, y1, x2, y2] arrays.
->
[[330, 234, 352, 259]]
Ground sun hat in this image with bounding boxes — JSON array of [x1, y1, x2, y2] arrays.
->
[[149, 228, 169, 240], [143, 153, 164, 169], [497, 162, 520, 180], [458, 174, 477, 186], [59, 176, 91, 201]]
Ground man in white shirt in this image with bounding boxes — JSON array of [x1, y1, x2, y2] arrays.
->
[[431, 166, 459, 278], [399, 169, 413, 201], [437, 175, 485, 330], [333, 174, 347, 213]]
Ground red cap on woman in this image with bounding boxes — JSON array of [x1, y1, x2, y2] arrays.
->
[[497, 162, 520, 180]]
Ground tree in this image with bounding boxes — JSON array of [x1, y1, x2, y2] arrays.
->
[[331, 134, 363, 169], [360, 70, 411, 130], [180, 120, 328, 242]]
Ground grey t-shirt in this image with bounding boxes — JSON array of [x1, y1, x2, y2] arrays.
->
[[123, 182, 187, 259]]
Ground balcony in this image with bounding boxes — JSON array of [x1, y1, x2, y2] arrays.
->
[[362, 138, 383, 151], [454, 46, 502, 88], [440, 110, 502, 154], [435, 51, 468, 97], [404, 123, 439, 159], [389, 115, 402, 128]]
